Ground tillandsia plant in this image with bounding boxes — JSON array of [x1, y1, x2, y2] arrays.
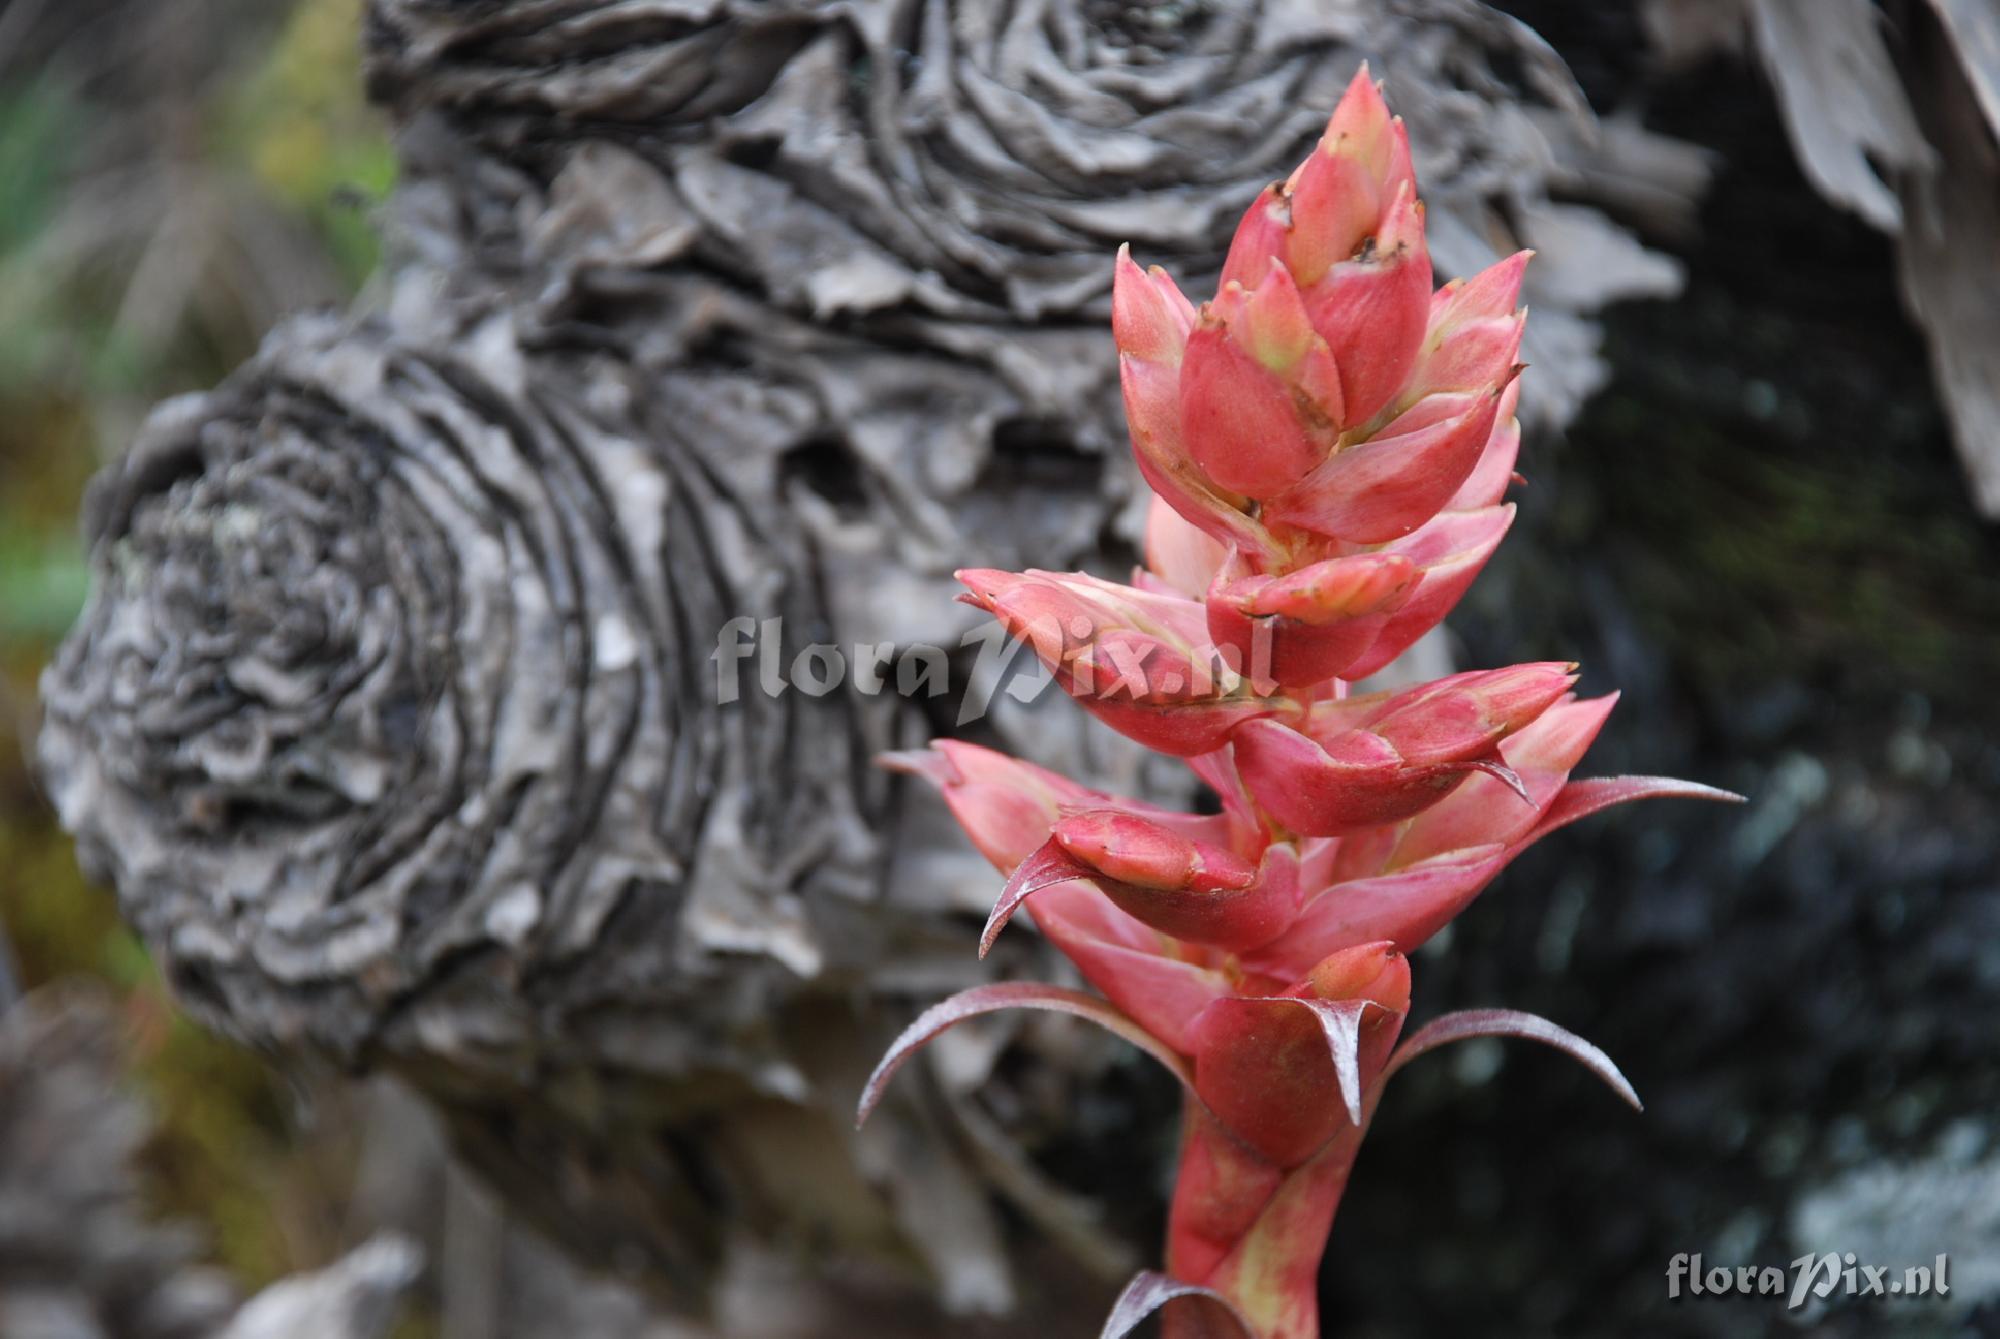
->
[[858, 69, 1739, 1339]]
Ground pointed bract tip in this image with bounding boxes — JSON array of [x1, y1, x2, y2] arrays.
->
[[860, 983, 1196, 1131], [1383, 1008, 1643, 1113], [1333, 62, 1388, 121], [954, 566, 1009, 595], [979, 838, 1093, 957], [1234, 261, 1316, 373], [1321, 63, 1401, 185], [876, 747, 954, 783], [1100, 1272, 1256, 1339], [1466, 757, 1534, 807], [1374, 179, 1424, 252], [1532, 774, 1750, 845], [1453, 250, 1533, 318], [1113, 243, 1193, 364]]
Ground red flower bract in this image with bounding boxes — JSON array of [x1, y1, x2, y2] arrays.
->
[[862, 65, 1741, 1339]]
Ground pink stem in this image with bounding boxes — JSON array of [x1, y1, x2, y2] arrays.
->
[[1162, 1104, 1366, 1339]]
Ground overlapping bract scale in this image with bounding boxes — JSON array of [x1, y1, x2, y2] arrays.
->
[[864, 67, 1740, 1339]]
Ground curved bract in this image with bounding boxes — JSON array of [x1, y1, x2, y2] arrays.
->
[[864, 69, 1741, 1338]]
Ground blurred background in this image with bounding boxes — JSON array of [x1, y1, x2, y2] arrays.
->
[[1, 2, 1995, 1337], [0, 0, 376, 1234], [0, 0, 421, 1329]]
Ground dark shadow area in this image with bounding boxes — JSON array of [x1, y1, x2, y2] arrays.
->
[[1328, 15, 2000, 1337]]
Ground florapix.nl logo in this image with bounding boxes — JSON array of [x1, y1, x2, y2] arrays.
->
[[709, 612, 1284, 723], [1668, 1252, 1950, 1312]]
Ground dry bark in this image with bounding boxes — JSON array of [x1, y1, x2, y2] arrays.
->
[[36, 1, 1697, 1324]]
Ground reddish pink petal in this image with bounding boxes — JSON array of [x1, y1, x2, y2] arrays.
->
[[1192, 997, 1374, 1164], [1321, 822, 1399, 886], [1121, 354, 1272, 559], [1057, 816, 1302, 952], [1203, 602, 1391, 695], [1054, 809, 1258, 894], [1440, 249, 1531, 319], [1288, 67, 1417, 288], [856, 982, 1192, 1129], [1382, 1008, 1642, 1111], [1368, 496, 1513, 592], [1266, 382, 1505, 544], [1024, 870, 1164, 957], [1447, 402, 1523, 512], [1366, 662, 1577, 765], [1057, 798, 1239, 850], [1189, 1130, 1362, 1339], [958, 565, 1210, 658], [1168, 1107, 1288, 1286], [1183, 743, 1262, 836], [987, 820, 1300, 959], [1233, 717, 1468, 835], [1180, 318, 1329, 498], [1497, 690, 1621, 775], [1065, 687, 1283, 758], [1286, 143, 1382, 286], [1213, 552, 1417, 624], [1112, 245, 1194, 364], [1260, 756, 1739, 981], [956, 566, 1286, 755], [1036, 909, 1237, 1055], [1233, 665, 1571, 836], [1205, 552, 1417, 689], [1190, 948, 1408, 1165], [1389, 692, 1618, 866], [1339, 505, 1514, 680], [882, 740, 1092, 873], [1234, 719, 1497, 836], [1242, 844, 1510, 978], [1232, 262, 1322, 375], [1145, 493, 1230, 598], [1321, 64, 1410, 200], [1405, 251, 1530, 401], [1306, 940, 1414, 1015], [1219, 183, 1294, 292], [1291, 664, 1570, 745], [1300, 181, 1433, 427]]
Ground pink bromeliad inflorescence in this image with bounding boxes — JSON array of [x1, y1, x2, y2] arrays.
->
[[858, 68, 1740, 1339]]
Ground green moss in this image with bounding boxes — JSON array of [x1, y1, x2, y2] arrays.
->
[[0, 806, 133, 989], [133, 1009, 301, 1285], [217, 0, 396, 285]]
